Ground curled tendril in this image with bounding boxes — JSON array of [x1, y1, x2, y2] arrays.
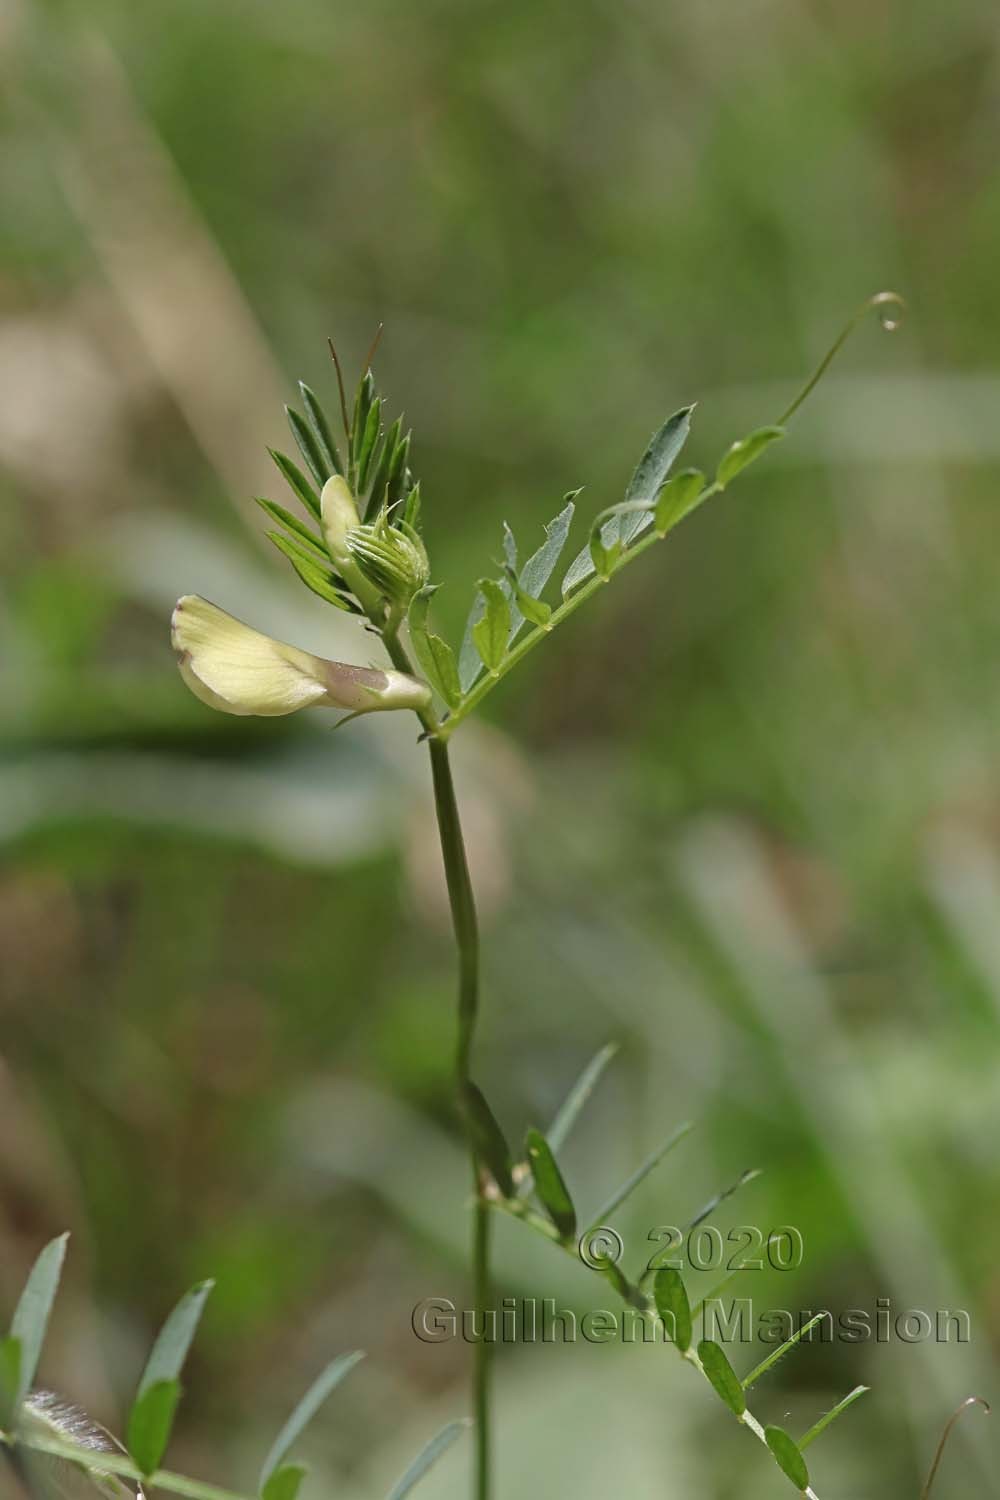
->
[[919, 1395, 990, 1500], [777, 289, 907, 426]]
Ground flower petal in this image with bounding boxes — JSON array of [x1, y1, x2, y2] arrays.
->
[[172, 596, 334, 717], [171, 595, 432, 718]]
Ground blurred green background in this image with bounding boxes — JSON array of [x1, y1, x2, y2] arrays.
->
[[2, 0, 1000, 1495]]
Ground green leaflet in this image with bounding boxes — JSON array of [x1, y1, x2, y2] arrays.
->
[[561, 406, 693, 593], [8, 1233, 69, 1415], [461, 1082, 514, 1196], [298, 382, 344, 478], [127, 1380, 181, 1478], [127, 1280, 213, 1474], [267, 533, 354, 610], [408, 589, 462, 709], [715, 425, 785, 488], [286, 406, 332, 489], [268, 449, 322, 521], [697, 1339, 746, 1416], [261, 1465, 306, 1500], [653, 1268, 692, 1353], [765, 1426, 810, 1491], [653, 468, 707, 534], [258, 1351, 365, 1495], [547, 1042, 617, 1154], [254, 498, 329, 559], [384, 1420, 468, 1500], [471, 578, 511, 674], [524, 1129, 576, 1240]]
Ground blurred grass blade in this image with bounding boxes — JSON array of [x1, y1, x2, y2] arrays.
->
[[299, 383, 343, 478], [765, 1425, 810, 1491], [547, 1042, 618, 1154], [798, 1385, 870, 1450], [127, 1280, 213, 1474], [385, 1419, 469, 1500], [269, 450, 322, 521], [715, 425, 784, 489], [287, 405, 332, 488], [697, 1339, 746, 1416], [9, 1233, 69, 1413], [653, 1268, 692, 1352], [689, 1265, 753, 1316], [259, 1351, 365, 1493], [461, 1083, 514, 1197], [686, 1167, 761, 1232], [524, 1129, 576, 1240], [742, 1311, 827, 1389], [589, 1119, 692, 1224]]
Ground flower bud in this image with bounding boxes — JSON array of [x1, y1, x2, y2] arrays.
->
[[346, 511, 430, 608], [320, 476, 385, 618]]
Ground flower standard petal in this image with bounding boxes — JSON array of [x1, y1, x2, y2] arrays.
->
[[171, 596, 431, 718]]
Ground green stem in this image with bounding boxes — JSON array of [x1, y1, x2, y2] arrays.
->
[[382, 626, 492, 1499]]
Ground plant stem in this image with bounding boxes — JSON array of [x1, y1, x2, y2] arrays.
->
[[382, 627, 492, 1499], [427, 734, 492, 1499]]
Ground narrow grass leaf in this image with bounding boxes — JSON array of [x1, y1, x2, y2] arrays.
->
[[9, 1233, 69, 1411], [524, 1130, 576, 1240], [798, 1385, 869, 1450], [653, 1268, 692, 1352], [261, 1464, 306, 1500], [547, 1042, 618, 1153], [765, 1426, 810, 1491], [269, 450, 322, 521], [385, 1419, 469, 1500], [589, 1119, 693, 1224], [267, 534, 353, 611], [286, 406, 331, 488], [715, 425, 785, 488], [654, 469, 707, 535], [351, 372, 375, 469], [472, 579, 510, 673], [697, 1339, 746, 1416], [127, 1378, 181, 1476], [461, 1083, 514, 1197], [254, 499, 328, 559], [742, 1311, 827, 1389], [259, 1351, 365, 1492], [299, 383, 343, 477]]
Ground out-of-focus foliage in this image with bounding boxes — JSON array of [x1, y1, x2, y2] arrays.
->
[[2, 0, 1000, 1496]]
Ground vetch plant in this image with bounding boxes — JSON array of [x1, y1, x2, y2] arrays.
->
[[3, 291, 987, 1500]]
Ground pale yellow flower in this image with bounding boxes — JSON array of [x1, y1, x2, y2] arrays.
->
[[171, 595, 430, 718]]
